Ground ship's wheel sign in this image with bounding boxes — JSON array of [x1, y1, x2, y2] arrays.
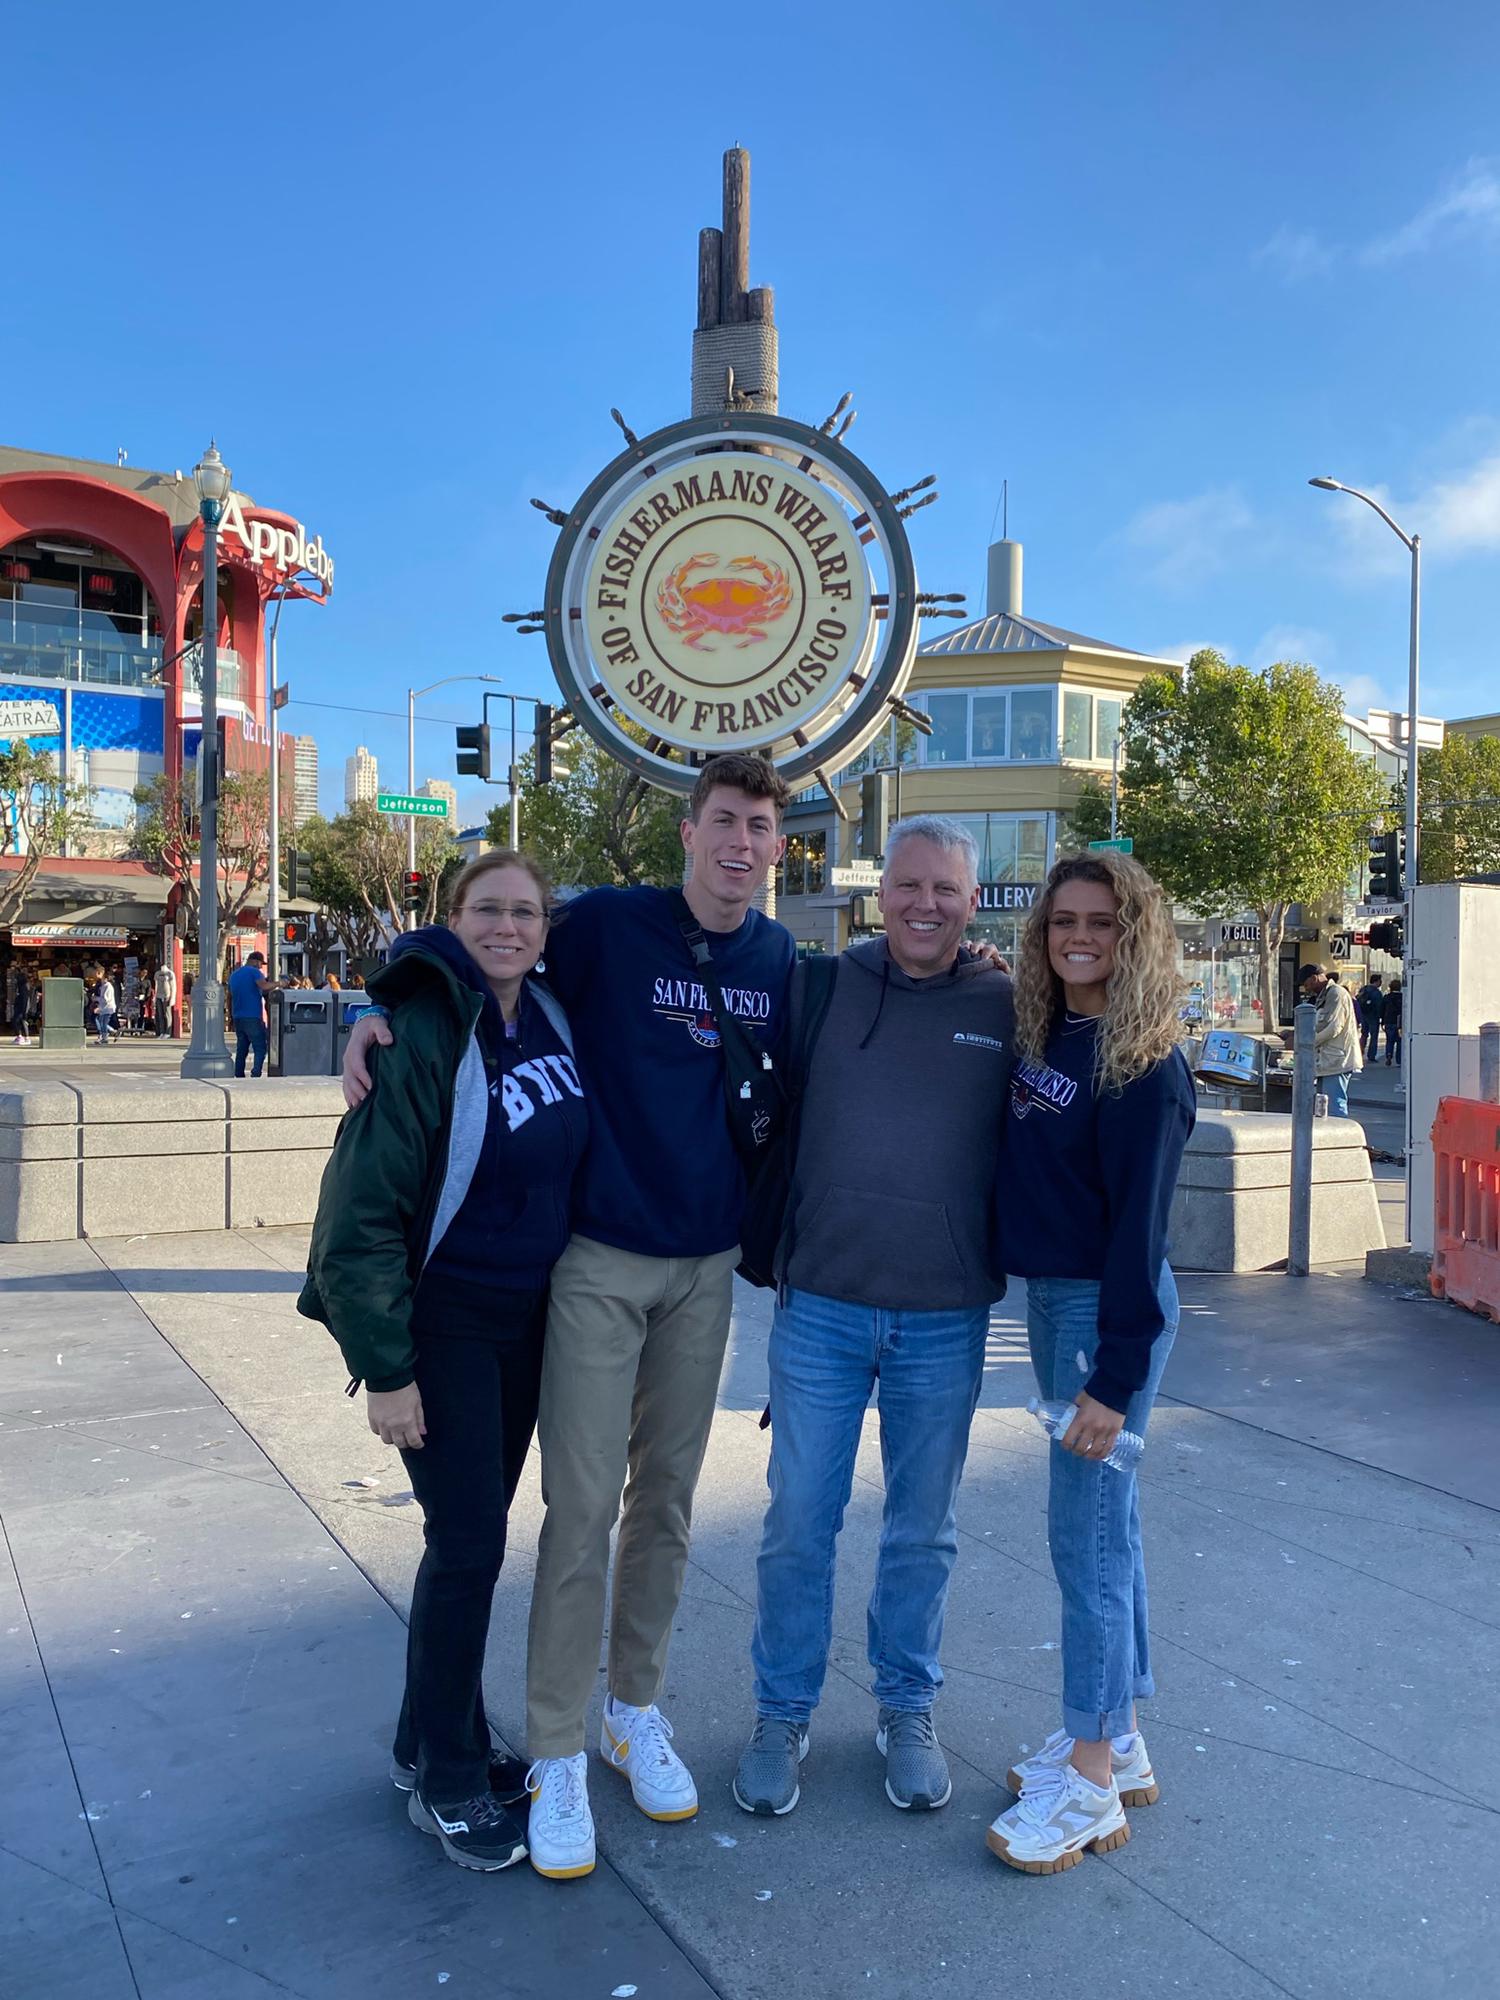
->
[[544, 414, 918, 794]]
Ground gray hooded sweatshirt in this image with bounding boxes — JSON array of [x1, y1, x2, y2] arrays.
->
[[782, 937, 1014, 1311]]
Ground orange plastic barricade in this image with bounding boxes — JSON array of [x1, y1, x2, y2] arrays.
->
[[1430, 1096, 1500, 1322]]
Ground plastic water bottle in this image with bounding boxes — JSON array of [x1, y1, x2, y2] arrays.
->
[[1027, 1397, 1146, 1473]]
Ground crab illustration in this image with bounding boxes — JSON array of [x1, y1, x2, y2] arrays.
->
[[655, 553, 794, 650]]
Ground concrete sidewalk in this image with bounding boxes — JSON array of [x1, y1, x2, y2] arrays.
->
[[2, 1232, 1497, 1999]]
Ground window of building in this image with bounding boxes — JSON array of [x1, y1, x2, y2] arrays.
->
[[924, 691, 969, 765], [779, 828, 827, 897], [911, 687, 1059, 766], [1010, 688, 1054, 761], [1094, 697, 1122, 761], [1062, 689, 1093, 759], [0, 540, 163, 689]]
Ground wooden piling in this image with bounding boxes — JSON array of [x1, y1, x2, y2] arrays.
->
[[721, 147, 750, 323], [697, 227, 722, 329]]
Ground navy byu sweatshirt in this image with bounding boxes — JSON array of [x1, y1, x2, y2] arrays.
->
[[997, 1015, 1196, 1414]]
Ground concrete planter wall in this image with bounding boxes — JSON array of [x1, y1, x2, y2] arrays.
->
[[0, 1078, 346, 1243], [1171, 1107, 1385, 1272]]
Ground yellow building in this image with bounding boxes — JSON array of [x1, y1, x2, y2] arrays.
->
[[775, 539, 1183, 959], [1446, 711, 1500, 743]]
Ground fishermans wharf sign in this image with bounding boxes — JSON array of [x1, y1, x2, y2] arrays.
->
[[543, 414, 919, 795]]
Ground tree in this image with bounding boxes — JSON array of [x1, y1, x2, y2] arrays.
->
[[1087, 652, 1388, 1022], [497, 723, 684, 887], [130, 768, 291, 949], [1402, 733, 1500, 883], [0, 743, 95, 925], [299, 804, 457, 963]]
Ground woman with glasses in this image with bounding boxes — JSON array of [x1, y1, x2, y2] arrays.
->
[[300, 850, 587, 1875], [986, 851, 1194, 1876]]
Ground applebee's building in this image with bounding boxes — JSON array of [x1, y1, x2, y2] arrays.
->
[[0, 443, 329, 1018]]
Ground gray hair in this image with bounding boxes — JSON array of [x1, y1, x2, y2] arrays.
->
[[882, 814, 980, 884]]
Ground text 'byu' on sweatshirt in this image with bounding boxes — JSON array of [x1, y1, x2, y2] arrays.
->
[[996, 1014, 1196, 1414], [785, 938, 1014, 1311]]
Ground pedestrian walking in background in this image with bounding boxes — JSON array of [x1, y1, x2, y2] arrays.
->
[[1295, 963, 1362, 1116], [94, 967, 118, 1046], [10, 964, 35, 1045], [228, 953, 270, 1077], [1382, 976, 1403, 1066], [1355, 972, 1384, 1060], [154, 961, 177, 1037], [987, 851, 1195, 1876], [301, 850, 586, 1875], [733, 816, 1013, 1822]]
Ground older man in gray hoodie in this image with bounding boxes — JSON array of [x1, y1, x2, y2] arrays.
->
[[734, 814, 1013, 1820]]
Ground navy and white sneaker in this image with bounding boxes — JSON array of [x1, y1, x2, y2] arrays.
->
[[407, 1787, 527, 1871]]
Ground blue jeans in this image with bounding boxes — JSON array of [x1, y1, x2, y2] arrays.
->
[[751, 1286, 989, 1722], [1322, 1070, 1352, 1118], [96, 1008, 115, 1045], [234, 1017, 267, 1077], [1026, 1265, 1179, 1742]]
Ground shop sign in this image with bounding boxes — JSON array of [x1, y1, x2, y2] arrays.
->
[[0, 698, 62, 739], [217, 495, 334, 590], [1213, 919, 1261, 949], [11, 924, 130, 947], [544, 414, 919, 796], [977, 883, 1038, 911]]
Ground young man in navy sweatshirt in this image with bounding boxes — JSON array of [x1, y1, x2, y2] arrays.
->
[[343, 752, 794, 1878]]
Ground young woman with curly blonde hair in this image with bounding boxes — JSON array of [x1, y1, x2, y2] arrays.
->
[[987, 851, 1195, 1876]]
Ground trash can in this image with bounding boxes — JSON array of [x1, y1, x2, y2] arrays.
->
[[334, 997, 378, 1077], [269, 990, 336, 1077], [40, 976, 85, 1051]]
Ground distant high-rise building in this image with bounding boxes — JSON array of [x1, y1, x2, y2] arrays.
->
[[418, 778, 458, 826], [345, 744, 379, 808], [292, 735, 320, 825]]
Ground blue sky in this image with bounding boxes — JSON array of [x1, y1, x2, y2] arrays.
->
[[6, 2, 1498, 821]]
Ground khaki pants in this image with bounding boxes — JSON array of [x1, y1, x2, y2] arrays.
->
[[525, 1233, 739, 1757]]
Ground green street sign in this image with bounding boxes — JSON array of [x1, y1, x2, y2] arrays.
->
[[1088, 836, 1133, 854], [377, 792, 448, 819]]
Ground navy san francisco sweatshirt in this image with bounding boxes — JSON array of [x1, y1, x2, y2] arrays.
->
[[997, 1015, 1196, 1414]]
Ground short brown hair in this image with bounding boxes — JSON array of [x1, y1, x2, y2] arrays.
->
[[448, 848, 553, 918], [688, 753, 792, 823]]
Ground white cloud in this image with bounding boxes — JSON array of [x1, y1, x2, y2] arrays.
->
[[1359, 159, 1500, 265], [1154, 639, 1232, 665], [1332, 671, 1401, 718], [1258, 159, 1500, 280], [1120, 487, 1253, 591], [1254, 225, 1338, 280], [1251, 625, 1335, 671], [1417, 450, 1500, 553]]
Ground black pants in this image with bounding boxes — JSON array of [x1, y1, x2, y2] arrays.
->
[[391, 1277, 546, 1802]]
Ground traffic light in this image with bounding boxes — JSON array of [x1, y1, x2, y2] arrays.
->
[[1367, 829, 1402, 902], [402, 871, 425, 914], [859, 772, 891, 859], [1369, 919, 1404, 955], [534, 702, 554, 785], [280, 917, 308, 947], [455, 722, 493, 781], [285, 848, 313, 900]]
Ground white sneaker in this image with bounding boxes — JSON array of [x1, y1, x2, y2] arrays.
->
[[986, 1765, 1129, 1874], [525, 1753, 595, 1879], [601, 1702, 699, 1821], [1006, 1727, 1159, 1807]]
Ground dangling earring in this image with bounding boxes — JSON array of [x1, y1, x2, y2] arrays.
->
[[535, 956, 546, 974]]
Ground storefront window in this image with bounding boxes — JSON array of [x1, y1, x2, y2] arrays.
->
[[805, 829, 826, 893], [779, 828, 827, 897], [1017, 816, 1048, 879]]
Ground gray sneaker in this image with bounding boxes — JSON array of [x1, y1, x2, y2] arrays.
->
[[876, 1707, 952, 1810], [732, 1716, 810, 1816]]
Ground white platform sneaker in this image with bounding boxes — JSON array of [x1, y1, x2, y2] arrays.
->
[[600, 1701, 699, 1822], [1006, 1727, 1159, 1807]]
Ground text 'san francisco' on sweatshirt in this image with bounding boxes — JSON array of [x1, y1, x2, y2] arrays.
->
[[784, 938, 1015, 1312]]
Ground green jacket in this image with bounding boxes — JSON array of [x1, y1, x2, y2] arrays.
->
[[296, 944, 572, 1392]]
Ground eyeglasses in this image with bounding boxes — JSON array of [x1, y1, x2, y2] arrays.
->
[[463, 901, 548, 925]]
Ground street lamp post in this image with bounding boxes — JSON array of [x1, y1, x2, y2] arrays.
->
[[181, 442, 235, 1079], [1308, 475, 1422, 1240], [405, 674, 501, 929]]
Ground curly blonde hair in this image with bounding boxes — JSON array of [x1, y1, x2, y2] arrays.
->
[[1014, 851, 1185, 1093]]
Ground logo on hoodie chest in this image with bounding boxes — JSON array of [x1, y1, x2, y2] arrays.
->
[[651, 974, 772, 1049], [1010, 1054, 1078, 1119]]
